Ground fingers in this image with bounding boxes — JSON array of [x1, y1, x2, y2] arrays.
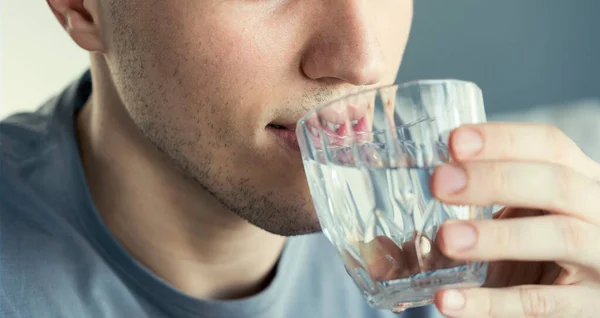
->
[[431, 161, 600, 226], [450, 123, 600, 180], [436, 215, 600, 270], [435, 285, 598, 318]]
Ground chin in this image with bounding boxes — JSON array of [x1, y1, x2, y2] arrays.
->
[[270, 218, 323, 237], [247, 206, 323, 237], [269, 224, 323, 237]]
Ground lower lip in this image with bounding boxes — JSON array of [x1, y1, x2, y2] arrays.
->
[[266, 126, 300, 152]]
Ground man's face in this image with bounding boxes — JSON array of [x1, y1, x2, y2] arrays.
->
[[101, 0, 413, 235]]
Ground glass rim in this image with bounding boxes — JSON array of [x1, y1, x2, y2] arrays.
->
[[296, 78, 480, 126]]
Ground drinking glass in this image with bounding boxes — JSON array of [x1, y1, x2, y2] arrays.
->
[[296, 80, 493, 313]]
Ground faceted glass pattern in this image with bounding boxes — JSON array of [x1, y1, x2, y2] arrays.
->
[[296, 80, 493, 313]]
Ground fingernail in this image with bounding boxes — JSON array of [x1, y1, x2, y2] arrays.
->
[[436, 164, 467, 194], [454, 128, 483, 158], [443, 221, 477, 252], [443, 289, 465, 311]]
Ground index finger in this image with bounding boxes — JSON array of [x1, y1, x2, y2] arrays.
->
[[449, 123, 600, 180]]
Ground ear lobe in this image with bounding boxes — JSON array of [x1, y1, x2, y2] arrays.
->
[[47, 0, 104, 52]]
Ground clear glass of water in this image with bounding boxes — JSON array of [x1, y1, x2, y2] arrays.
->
[[295, 80, 493, 313]]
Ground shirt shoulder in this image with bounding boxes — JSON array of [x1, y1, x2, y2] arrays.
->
[[0, 95, 79, 232], [1, 101, 58, 165], [0, 108, 166, 318]]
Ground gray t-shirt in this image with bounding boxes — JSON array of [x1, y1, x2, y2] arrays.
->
[[0, 71, 441, 318]]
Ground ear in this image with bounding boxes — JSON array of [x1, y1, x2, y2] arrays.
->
[[47, 0, 104, 52]]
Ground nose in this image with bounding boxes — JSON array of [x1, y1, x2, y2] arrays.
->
[[301, 0, 385, 86]]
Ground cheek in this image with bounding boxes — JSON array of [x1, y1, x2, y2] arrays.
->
[[153, 17, 288, 133]]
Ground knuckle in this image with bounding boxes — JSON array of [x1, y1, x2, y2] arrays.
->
[[519, 287, 556, 316], [500, 125, 518, 157], [484, 290, 495, 318], [488, 163, 511, 196], [551, 164, 575, 208], [557, 218, 588, 259], [542, 123, 564, 140], [491, 221, 517, 256], [542, 124, 575, 163]]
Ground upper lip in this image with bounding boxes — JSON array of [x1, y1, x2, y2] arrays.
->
[[267, 123, 297, 130], [268, 109, 366, 132], [268, 88, 372, 130]]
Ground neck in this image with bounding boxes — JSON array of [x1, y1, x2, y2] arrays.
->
[[77, 57, 286, 300]]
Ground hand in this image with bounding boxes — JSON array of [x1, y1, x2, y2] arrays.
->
[[430, 123, 600, 317]]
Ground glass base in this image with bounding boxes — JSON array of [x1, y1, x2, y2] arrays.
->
[[365, 262, 487, 313]]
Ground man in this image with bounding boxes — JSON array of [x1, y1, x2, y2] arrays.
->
[[1, 0, 599, 317]]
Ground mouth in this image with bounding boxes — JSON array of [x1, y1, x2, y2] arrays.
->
[[266, 123, 300, 152], [267, 123, 296, 131], [266, 115, 372, 153]]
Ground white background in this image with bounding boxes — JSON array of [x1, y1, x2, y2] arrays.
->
[[1, 1, 90, 119]]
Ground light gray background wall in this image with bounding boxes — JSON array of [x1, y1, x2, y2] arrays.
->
[[397, 0, 600, 114], [1, 1, 89, 119]]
